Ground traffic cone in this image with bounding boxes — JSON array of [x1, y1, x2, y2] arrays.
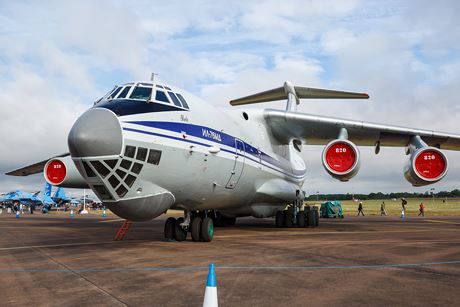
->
[[70, 209, 75, 217], [15, 211, 20, 219], [102, 209, 107, 218], [203, 263, 218, 307]]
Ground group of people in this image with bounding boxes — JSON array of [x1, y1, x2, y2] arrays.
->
[[0, 202, 36, 214], [357, 198, 425, 217]]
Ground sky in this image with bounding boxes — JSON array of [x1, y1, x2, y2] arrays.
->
[[0, 0, 459, 196]]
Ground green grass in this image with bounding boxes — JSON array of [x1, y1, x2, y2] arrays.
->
[[305, 198, 460, 216]]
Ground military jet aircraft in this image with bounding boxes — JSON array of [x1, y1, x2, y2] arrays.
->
[[7, 80, 460, 242], [0, 189, 42, 206]]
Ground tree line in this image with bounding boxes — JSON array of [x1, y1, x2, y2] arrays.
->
[[306, 189, 460, 201]]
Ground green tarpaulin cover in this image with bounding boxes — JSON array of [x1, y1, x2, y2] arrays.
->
[[320, 201, 343, 218]]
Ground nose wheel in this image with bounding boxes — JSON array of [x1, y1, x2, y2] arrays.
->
[[163, 212, 214, 242]]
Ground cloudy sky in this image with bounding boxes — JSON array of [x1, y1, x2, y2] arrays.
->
[[1, 0, 459, 196]]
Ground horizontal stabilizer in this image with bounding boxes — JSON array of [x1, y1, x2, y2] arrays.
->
[[6, 153, 70, 176], [230, 82, 369, 106]]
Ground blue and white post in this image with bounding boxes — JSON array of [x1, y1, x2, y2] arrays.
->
[[203, 263, 218, 307]]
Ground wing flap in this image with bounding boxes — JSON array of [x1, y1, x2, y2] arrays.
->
[[6, 153, 70, 176], [264, 109, 460, 150]]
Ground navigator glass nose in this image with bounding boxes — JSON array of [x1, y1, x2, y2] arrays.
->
[[68, 108, 123, 157]]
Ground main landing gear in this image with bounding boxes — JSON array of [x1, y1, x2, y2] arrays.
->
[[164, 210, 215, 242], [275, 205, 319, 228]]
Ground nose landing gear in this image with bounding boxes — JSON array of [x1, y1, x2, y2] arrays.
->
[[163, 211, 215, 242]]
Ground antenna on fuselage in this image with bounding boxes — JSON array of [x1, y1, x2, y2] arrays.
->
[[150, 72, 159, 82]]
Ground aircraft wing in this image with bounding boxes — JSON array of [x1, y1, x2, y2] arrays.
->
[[263, 109, 460, 150], [6, 153, 70, 176]]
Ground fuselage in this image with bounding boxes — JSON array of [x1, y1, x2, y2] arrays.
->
[[68, 81, 306, 221]]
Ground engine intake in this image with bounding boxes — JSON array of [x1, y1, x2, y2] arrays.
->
[[322, 139, 360, 181], [404, 147, 448, 186], [44, 156, 89, 188]]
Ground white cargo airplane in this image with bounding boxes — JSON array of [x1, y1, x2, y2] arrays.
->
[[7, 80, 460, 242]]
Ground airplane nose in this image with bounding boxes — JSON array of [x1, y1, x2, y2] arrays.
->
[[68, 108, 123, 157]]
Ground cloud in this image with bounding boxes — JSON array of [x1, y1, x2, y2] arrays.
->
[[0, 0, 459, 196]]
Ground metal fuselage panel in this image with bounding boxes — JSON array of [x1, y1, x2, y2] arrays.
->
[[74, 89, 307, 218]]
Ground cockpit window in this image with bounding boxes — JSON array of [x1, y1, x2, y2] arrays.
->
[[167, 92, 182, 107], [176, 93, 189, 109], [108, 87, 122, 100], [117, 86, 132, 99], [155, 90, 170, 103], [130, 86, 152, 100]]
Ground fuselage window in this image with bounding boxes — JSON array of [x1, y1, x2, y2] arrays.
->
[[155, 90, 170, 103], [147, 149, 162, 165], [176, 93, 189, 109], [117, 86, 132, 99], [108, 87, 122, 100], [130, 86, 152, 100], [167, 92, 182, 107]]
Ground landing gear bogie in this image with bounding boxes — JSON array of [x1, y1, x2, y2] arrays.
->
[[174, 217, 187, 241]]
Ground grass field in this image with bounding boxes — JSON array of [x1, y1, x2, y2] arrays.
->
[[28, 198, 460, 218], [305, 198, 460, 217]]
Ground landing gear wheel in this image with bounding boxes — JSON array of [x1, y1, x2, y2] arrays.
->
[[275, 211, 284, 228], [164, 217, 176, 241], [201, 217, 214, 242], [314, 208, 319, 227], [285, 211, 294, 228], [297, 211, 306, 228], [307, 210, 315, 227], [191, 217, 202, 242], [174, 217, 187, 241]]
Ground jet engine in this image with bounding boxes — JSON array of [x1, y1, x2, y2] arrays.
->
[[404, 147, 448, 187], [322, 139, 360, 181], [44, 156, 89, 188]]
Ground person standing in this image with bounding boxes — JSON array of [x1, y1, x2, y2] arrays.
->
[[357, 202, 364, 216], [380, 201, 387, 216], [418, 203, 425, 217], [401, 198, 407, 215]]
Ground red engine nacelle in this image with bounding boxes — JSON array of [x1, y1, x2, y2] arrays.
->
[[404, 147, 448, 186], [322, 139, 360, 181], [44, 156, 89, 188]]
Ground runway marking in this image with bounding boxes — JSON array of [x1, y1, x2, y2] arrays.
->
[[1, 260, 459, 273], [99, 219, 126, 223], [424, 219, 460, 225], [216, 228, 460, 238], [0, 240, 144, 251]]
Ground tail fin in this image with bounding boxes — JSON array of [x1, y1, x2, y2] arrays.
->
[[53, 187, 67, 200], [229, 81, 369, 111], [43, 183, 52, 198]]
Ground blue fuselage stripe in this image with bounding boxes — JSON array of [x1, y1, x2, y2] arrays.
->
[[122, 124, 305, 179]]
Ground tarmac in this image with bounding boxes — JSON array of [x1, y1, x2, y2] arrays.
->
[[0, 212, 459, 306]]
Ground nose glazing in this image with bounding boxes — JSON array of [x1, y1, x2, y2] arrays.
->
[[68, 108, 123, 157]]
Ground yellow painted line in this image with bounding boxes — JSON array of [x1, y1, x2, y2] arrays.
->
[[99, 219, 126, 223], [424, 219, 460, 225]]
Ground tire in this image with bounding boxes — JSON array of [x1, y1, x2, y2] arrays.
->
[[201, 217, 214, 242], [275, 211, 284, 228], [191, 217, 202, 242], [297, 211, 306, 228], [285, 211, 294, 228], [307, 210, 315, 227], [174, 217, 187, 241], [164, 217, 176, 240], [314, 208, 319, 227]]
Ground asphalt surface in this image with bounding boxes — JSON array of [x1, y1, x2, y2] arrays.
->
[[0, 212, 459, 306]]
